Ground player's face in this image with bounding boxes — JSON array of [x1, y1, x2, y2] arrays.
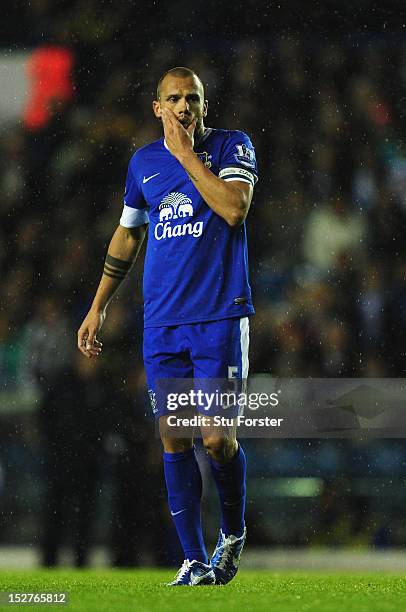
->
[[153, 75, 208, 134]]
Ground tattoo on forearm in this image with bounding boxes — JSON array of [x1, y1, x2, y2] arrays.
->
[[103, 254, 132, 280]]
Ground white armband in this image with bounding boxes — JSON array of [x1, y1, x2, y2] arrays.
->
[[120, 204, 149, 228], [218, 167, 258, 186]]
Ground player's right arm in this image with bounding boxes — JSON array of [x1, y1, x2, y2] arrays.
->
[[77, 223, 147, 358]]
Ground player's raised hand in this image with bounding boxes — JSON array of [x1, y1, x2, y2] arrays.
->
[[162, 108, 197, 160], [77, 308, 105, 358]]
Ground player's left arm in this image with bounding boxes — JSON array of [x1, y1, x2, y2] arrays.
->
[[162, 109, 254, 227]]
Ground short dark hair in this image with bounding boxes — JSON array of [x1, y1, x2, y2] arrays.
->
[[156, 67, 204, 100]]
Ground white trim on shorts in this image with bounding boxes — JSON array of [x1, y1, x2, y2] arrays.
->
[[240, 316, 250, 378]]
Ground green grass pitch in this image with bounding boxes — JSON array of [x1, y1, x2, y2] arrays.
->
[[0, 569, 405, 611]]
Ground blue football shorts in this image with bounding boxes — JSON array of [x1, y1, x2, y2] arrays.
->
[[143, 317, 250, 418]]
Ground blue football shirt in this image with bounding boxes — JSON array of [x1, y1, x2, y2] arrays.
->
[[119, 128, 258, 328]]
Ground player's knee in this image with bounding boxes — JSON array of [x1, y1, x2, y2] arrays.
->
[[161, 436, 193, 454], [203, 436, 237, 463]]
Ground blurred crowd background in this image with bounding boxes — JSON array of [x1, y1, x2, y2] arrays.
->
[[1, 1, 406, 566]]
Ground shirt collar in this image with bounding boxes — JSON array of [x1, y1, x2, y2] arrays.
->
[[163, 127, 212, 151]]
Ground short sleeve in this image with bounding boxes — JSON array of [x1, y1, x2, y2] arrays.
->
[[120, 159, 149, 228], [218, 131, 258, 187]]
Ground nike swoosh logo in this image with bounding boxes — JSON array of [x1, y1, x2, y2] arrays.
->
[[191, 573, 205, 585], [143, 172, 160, 183], [171, 509, 186, 516]]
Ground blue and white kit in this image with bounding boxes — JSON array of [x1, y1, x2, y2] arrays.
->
[[119, 128, 258, 417]]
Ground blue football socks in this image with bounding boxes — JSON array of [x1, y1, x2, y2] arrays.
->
[[163, 447, 208, 564], [209, 444, 246, 537]]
